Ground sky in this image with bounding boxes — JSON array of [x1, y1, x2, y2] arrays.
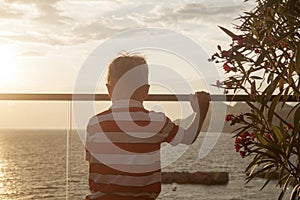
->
[[0, 0, 255, 129]]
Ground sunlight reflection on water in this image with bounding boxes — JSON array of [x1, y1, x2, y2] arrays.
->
[[0, 162, 5, 195]]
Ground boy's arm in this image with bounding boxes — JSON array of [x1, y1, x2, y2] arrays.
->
[[176, 91, 210, 145]]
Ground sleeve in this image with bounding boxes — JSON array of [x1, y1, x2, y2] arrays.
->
[[85, 117, 93, 162], [162, 117, 185, 146], [85, 147, 91, 161]]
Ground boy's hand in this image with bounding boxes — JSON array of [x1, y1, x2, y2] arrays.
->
[[189, 91, 211, 113], [181, 92, 211, 145]]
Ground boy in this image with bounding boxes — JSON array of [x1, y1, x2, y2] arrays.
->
[[85, 53, 210, 200]]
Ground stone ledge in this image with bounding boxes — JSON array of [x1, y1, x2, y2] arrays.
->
[[162, 171, 229, 185]]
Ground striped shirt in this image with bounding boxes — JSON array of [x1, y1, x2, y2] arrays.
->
[[85, 100, 180, 200]]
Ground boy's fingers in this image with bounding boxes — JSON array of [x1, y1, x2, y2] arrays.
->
[[194, 91, 211, 102]]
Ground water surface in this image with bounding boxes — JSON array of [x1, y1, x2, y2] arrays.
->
[[0, 130, 290, 200]]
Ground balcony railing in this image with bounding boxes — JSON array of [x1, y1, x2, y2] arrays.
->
[[0, 93, 298, 101]]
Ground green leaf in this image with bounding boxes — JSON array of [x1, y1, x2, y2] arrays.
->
[[282, 174, 292, 191], [246, 159, 260, 175], [250, 75, 263, 80], [296, 44, 300, 75], [277, 171, 289, 187], [245, 157, 275, 174], [255, 143, 281, 156], [287, 103, 300, 119], [267, 71, 274, 84], [271, 125, 283, 143], [218, 26, 237, 38], [281, 87, 290, 108], [290, 183, 300, 200], [246, 101, 259, 113], [268, 95, 280, 123], [265, 75, 281, 102], [256, 134, 268, 145], [260, 176, 271, 190], [273, 30, 293, 46], [247, 164, 274, 183], [255, 51, 266, 66], [279, 121, 287, 141], [251, 27, 259, 39], [277, 190, 285, 200]]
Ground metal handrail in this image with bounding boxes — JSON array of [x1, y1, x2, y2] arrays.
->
[[0, 93, 298, 101]]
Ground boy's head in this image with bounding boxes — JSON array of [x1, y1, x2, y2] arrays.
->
[[106, 53, 150, 101]]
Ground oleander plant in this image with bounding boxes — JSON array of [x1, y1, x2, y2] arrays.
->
[[209, 0, 300, 199]]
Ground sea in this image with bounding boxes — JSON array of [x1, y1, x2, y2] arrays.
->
[[0, 129, 292, 200]]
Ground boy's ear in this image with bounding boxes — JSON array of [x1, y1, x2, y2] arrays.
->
[[143, 84, 150, 100], [106, 84, 112, 98]]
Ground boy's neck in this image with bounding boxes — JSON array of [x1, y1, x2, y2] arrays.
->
[[111, 99, 144, 108]]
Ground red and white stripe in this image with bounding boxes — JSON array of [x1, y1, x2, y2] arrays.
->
[[85, 102, 179, 200]]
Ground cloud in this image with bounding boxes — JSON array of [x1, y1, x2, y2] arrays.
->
[[2, 33, 70, 46], [0, 0, 78, 46], [177, 2, 252, 21], [0, 0, 123, 45], [72, 19, 125, 41], [34, 1, 74, 25], [4, 0, 73, 26], [0, 0, 255, 47], [0, 23, 122, 46], [18, 51, 46, 57], [142, 2, 251, 25], [0, 4, 24, 18]]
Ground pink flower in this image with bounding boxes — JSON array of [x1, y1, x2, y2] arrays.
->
[[277, 143, 282, 148], [223, 62, 231, 72], [235, 144, 241, 152], [216, 80, 221, 88], [234, 131, 257, 158], [239, 151, 246, 158], [269, 36, 273, 42], [230, 118, 236, 126], [235, 137, 242, 144], [238, 39, 243, 45], [287, 123, 293, 130], [226, 82, 232, 89], [244, 146, 249, 152], [225, 114, 233, 122], [264, 61, 271, 69], [265, 133, 272, 140], [240, 131, 249, 139], [232, 35, 239, 40], [281, 42, 287, 48]]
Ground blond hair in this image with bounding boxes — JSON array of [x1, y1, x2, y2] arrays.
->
[[107, 52, 148, 87]]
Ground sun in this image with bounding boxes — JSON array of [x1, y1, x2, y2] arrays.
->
[[0, 45, 19, 87]]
